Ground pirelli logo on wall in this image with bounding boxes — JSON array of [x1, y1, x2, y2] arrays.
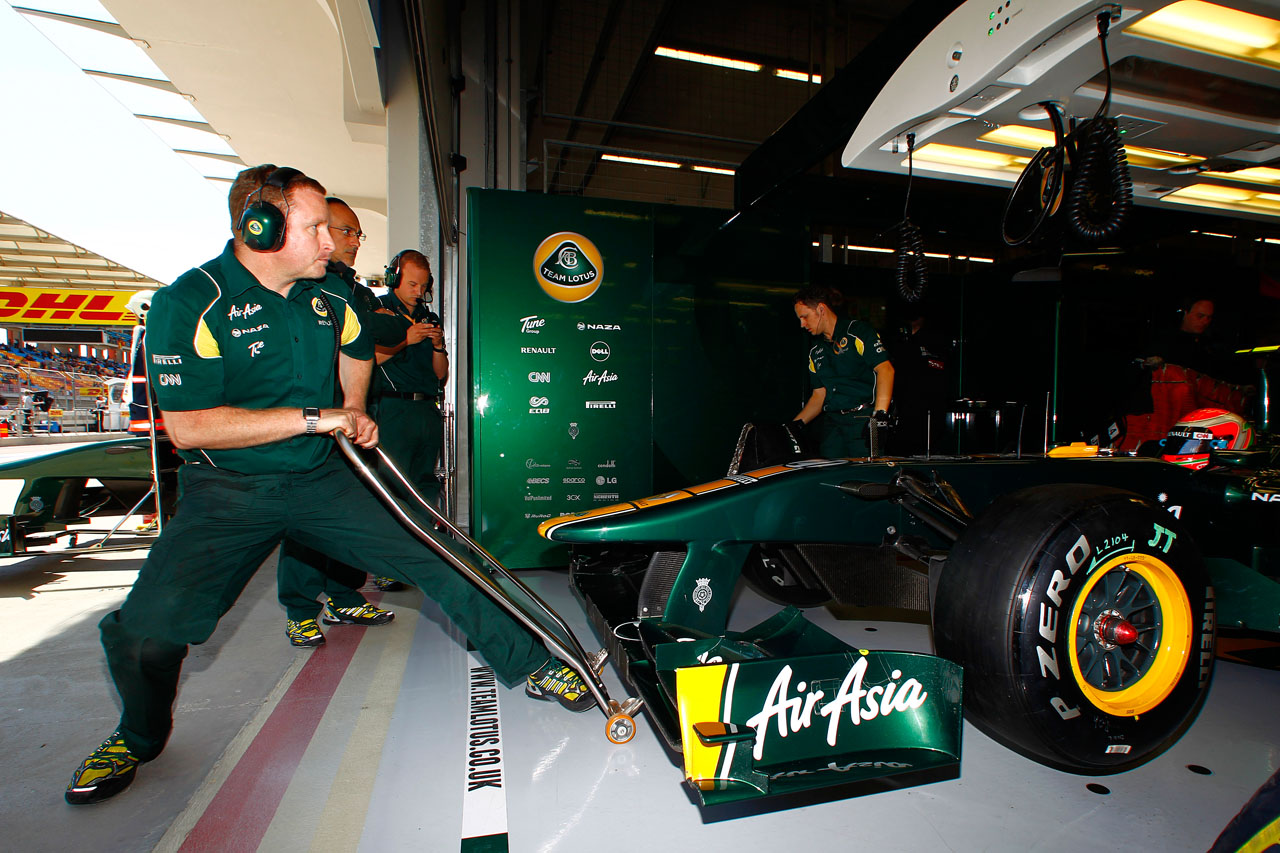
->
[[0, 288, 139, 325]]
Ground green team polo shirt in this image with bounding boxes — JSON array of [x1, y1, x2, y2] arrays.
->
[[373, 292, 442, 396], [145, 240, 373, 473], [808, 316, 889, 411]]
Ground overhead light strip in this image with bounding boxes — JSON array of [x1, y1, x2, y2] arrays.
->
[[600, 153, 682, 169], [655, 46, 820, 84], [655, 47, 761, 73], [1127, 0, 1280, 70]]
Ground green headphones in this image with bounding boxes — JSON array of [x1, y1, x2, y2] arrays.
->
[[237, 166, 304, 252]]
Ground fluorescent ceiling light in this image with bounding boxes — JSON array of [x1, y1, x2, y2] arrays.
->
[[692, 165, 735, 175], [1163, 183, 1280, 215], [1128, 1, 1280, 70], [1201, 166, 1280, 187], [775, 69, 822, 83], [907, 143, 1028, 181], [979, 125, 1201, 168], [844, 244, 894, 254], [601, 153, 681, 169], [1191, 230, 1235, 237], [655, 46, 761, 73]]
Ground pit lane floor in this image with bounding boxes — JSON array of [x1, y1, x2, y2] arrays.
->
[[0, 477, 1277, 850]]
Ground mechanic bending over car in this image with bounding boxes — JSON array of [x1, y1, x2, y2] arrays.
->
[[275, 196, 406, 648], [791, 284, 895, 457], [65, 164, 598, 807]]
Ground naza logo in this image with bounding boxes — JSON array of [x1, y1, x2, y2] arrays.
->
[[528, 371, 551, 383], [533, 232, 604, 303]]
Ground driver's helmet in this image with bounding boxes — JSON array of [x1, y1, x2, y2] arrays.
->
[[1161, 407, 1253, 469]]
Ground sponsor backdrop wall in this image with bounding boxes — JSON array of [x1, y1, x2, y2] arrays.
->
[[469, 189, 807, 567]]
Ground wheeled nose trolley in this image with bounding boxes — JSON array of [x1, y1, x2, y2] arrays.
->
[[335, 434, 643, 744]]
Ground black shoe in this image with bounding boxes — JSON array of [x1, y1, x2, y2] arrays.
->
[[65, 731, 141, 805]]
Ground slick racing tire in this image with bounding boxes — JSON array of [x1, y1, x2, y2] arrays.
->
[[933, 484, 1215, 773]]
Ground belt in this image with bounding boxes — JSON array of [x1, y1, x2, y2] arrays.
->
[[380, 390, 438, 401], [827, 403, 870, 415]]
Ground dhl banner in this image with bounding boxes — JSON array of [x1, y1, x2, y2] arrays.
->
[[0, 288, 140, 325]]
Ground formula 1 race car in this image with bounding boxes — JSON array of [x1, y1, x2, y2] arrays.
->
[[537, 375, 1279, 806]]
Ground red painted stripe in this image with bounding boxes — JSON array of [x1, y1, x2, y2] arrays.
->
[[178, 592, 384, 852]]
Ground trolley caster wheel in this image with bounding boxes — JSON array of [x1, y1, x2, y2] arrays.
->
[[606, 713, 636, 745]]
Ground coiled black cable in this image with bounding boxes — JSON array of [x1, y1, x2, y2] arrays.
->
[[1066, 12, 1132, 241], [1066, 116, 1132, 241], [894, 133, 927, 302]]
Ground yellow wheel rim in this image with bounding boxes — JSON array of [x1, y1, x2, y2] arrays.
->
[[1066, 553, 1194, 717]]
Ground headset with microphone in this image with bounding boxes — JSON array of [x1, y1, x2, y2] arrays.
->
[[385, 250, 438, 323], [237, 166, 304, 252]]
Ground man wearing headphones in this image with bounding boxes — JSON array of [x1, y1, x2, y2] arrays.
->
[[374, 249, 447, 501], [65, 165, 596, 807]]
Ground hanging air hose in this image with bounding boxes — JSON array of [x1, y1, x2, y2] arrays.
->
[[1001, 11, 1132, 246], [894, 132, 927, 302], [1066, 12, 1132, 241]]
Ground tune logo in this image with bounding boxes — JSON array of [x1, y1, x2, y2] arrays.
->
[[533, 232, 603, 303]]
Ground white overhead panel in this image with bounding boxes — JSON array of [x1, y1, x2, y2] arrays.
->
[[842, 0, 1280, 221]]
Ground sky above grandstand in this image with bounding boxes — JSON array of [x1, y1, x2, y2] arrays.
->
[[1, 1, 229, 285]]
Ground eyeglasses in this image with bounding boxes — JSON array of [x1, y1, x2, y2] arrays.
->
[[331, 226, 366, 242]]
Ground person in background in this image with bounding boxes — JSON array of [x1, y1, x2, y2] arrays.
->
[[790, 284, 894, 457], [276, 196, 407, 645], [373, 249, 447, 503]]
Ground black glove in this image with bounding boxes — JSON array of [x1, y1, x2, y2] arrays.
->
[[782, 420, 807, 455], [869, 410, 891, 458]]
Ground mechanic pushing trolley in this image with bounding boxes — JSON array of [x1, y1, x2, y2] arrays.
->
[[65, 165, 634, 806]]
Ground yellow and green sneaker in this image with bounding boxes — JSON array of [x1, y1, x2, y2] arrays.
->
[[286, 617, 326, 647], [65, 731, 141, 805], [525, 658, 594, 712], [321, 601, 394, 626]]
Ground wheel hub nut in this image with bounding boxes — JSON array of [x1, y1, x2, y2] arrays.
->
[[1094, 611, 1138, 648]]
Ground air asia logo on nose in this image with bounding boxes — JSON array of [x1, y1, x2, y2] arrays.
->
[[533, 232, 603, 303]]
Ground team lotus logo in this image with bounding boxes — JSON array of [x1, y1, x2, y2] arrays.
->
[[533, 232, 603, 303], [247, 220, 264, 236], [311, 297, 329, 317]]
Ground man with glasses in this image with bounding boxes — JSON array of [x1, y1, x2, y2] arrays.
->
[[275, 197, 403, 647]]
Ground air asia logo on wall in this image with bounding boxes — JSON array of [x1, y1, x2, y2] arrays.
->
[[533, 232, 603, 303]]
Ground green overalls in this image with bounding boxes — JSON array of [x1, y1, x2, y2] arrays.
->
[[102, 243, 546, 760]]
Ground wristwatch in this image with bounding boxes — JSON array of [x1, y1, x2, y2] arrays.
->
[[303, 407, 320, 435]]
